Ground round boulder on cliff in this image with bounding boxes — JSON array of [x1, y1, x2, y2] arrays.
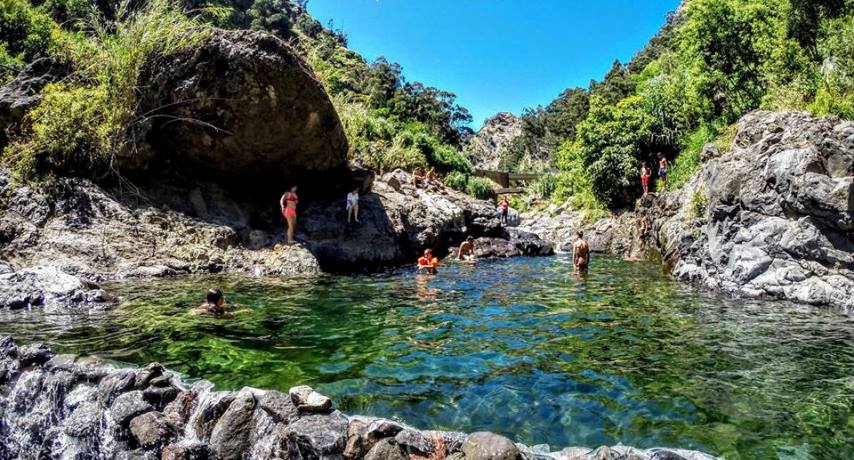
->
[[126, 29, 348, 184]]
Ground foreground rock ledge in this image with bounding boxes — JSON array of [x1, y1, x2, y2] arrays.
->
[[0, 337, 717, 460]]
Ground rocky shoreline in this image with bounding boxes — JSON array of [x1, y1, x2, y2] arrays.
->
[[0, 337, 718, 460], [522, 111, 854, 311]]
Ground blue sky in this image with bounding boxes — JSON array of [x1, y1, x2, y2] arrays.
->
[[307, 0, 681, 129]]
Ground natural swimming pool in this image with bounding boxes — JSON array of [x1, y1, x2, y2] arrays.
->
[[2, 255, 853, 459]]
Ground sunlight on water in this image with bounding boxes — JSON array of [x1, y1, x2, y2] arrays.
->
[[2, 255, 853, 458]]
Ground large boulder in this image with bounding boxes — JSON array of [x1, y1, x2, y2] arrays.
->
[[464, 112, 523, 170], [126, 29, 348, 184]]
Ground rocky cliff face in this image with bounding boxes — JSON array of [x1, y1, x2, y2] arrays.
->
[[523, 111, 854, 310], [464, 112, 522, 170], [0, 337, 718, 460]]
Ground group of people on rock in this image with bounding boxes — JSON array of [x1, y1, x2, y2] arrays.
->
[[278, 184, 363, 245], [412, 167, 445, 190], [641, 153, 670, 195]]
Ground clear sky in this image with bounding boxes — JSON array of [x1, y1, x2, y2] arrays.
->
[[306, 0, 681, 129]]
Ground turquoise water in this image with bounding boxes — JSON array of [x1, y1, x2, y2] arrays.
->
[[2, 255, 854, 459]]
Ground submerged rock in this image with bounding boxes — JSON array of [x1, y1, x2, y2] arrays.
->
[[0, 266, 109, 311], [0, 337, 720, 460]]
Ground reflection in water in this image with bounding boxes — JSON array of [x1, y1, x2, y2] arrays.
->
[[1, 255, 853, 458]]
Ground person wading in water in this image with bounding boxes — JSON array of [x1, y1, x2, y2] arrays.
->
[[573, 231, 590, 273], [280, 185, 299, 245], [457, 236, 476, 262], [417, 249, 440, 274]]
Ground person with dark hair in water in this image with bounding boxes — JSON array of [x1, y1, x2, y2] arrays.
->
[[572, 231, 590, 273], [280, 185, 299, 244], [417, 249, 440, 274], [190, 289, 228, 316], [457, 236, 476, 262]]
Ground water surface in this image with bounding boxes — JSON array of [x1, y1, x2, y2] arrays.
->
[[2, 255, 853, 459]]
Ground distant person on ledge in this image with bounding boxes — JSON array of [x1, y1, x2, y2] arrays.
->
[[412, 167, 425, 188], [417, 249, 440, 274], [457, 236, 476, 262], [573, 231, 590, 273], [498, 196, 510, 225], [658, 153, 669, 191], [280, 185, 298, 244], [346, 185, 360, 224]]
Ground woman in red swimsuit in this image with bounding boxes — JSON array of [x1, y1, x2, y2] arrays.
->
[[280, 185, 298, 244]]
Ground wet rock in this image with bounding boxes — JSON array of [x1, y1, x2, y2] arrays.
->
[[64, 401, 101, 438], [192, 392, 235, 440], [0, 266, 108, 311], [209, 391, 256, 460], [462, 432, 521, 460], [365, 438, 407, 460], [649, 450, 688, 460], [344, 419, 368, 458], [142, 385, 180, 409], [289, 384, 333, 413], [163, 390, 195, 429], [395, 428, 438, 456], [129, 411, 176, 450], [17, 342, 53, 367], [130, 29, 348, 184], [260, 389, 300, 424], [99, 370, 137, 406], [111, 391, 154, 427], [161, 443, 212, 460], [591, 446, 617, 460], [148, 374, 172, 388], [134, 362, 164, 388], [284, 411, 349, 458], [366, 418, 404, 442]]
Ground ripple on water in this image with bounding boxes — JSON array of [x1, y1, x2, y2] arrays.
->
[[1, 255, 854, 458]]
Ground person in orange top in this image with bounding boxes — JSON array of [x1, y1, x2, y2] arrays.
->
[[417, 249, 440, 274]]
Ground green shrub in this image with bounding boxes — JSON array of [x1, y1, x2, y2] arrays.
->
[[465, 176, 495, 200], [667, 125, 714, 190], [4, 0, 208, 180], [533, 172, 558, 199], [444, 170, 467, 190], [688, 188, 708, 219], [0, 0, 58, 66]]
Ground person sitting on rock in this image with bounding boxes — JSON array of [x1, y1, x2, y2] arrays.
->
[[417, 249, 440, 274], [572, 231, 590, 273], [457, 236, 476, 262], [346, 185, 360, 224], [426, 167, 443, 188], [190, 289, 231, 317], [412, 167, 425, 188]]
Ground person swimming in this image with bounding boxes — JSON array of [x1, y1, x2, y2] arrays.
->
[[457, 236, 476, 262], [572, 231, 590, 273], [417, 249, 440, 274], [190, 289, 229, 316]]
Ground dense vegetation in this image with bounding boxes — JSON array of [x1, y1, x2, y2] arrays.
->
[[507, 0, 854, 216], [0, 0, 495, 196]]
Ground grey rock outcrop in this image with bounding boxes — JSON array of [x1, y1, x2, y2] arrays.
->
[[127, 29, 348, 184], [0, 265, 109, 311], [524, 111, 854, 310], [465, 112, 523, 170], [0, 337, 720, 459]]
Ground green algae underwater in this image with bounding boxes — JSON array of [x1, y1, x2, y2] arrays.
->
[[3, 255, 853, 459]]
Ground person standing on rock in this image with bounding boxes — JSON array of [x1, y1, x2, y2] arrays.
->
[[457, 236, 476, 262], [280, 185, 299, 245], [658, 153, 669, 191], [641, 163, 651, 195], [572, 231, 590, 273], [346, 185, 360, 224], [498, 196, 510, 225]]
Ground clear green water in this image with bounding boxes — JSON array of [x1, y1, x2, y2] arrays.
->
[[2, 255, 854, 459]]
